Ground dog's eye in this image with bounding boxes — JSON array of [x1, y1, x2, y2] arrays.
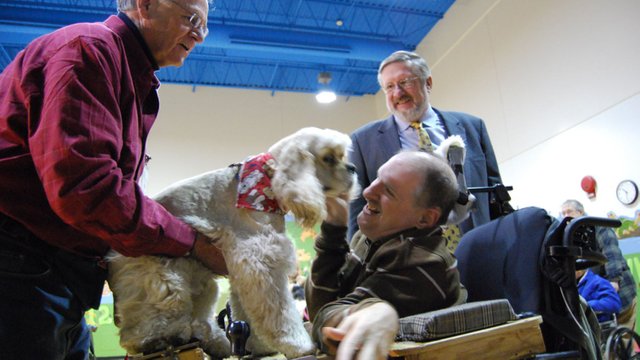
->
[[323, 155, 337, 166]]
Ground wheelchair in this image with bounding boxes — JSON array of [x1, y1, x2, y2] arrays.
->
[[454, 204, 640, 360]]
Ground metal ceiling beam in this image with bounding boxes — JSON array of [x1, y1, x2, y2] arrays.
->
[[0, 0, 456, 96], [211, 0, 446, 45], [0, 43, 11, 69], [209, 23, 404, 62]]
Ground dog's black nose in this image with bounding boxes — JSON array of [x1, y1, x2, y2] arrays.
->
[[346, 163, 356, 173]]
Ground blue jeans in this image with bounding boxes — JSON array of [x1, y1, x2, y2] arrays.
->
[[0, 226, 101, 359]]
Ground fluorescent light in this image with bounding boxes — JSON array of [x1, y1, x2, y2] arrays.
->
[[316, 90, 336, 104]]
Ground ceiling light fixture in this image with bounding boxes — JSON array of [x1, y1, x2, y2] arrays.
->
[[316, 72, 337, 104]]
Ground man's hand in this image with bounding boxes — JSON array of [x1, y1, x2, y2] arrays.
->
[[190, 232, 228, 275], [610, 281, 620, 292], [324, 193, 350, 227], [321, 302, 399, 360]]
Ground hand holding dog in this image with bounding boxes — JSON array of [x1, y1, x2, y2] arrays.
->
[[324, 193, 350, 227], [191, 232, 228, 276]]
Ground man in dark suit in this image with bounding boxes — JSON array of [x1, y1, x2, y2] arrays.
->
[[349, 50, 507, 240]]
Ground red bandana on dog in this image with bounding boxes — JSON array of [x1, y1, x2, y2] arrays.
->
[[236, 153, 283, 214]]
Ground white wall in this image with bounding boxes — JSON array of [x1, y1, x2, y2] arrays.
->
[[500, 94, 640, 217], [416, 0, 640, 218]]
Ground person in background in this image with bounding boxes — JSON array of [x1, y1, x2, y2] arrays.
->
[[348, 50, 510, 244], [561, 199, 637, 330], [576, 267, 622, 322], [306, 151, 467, 360], [0, 0, 226, 358]]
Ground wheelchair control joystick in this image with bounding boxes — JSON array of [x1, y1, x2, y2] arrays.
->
[[227, 320, 250, 357], [218, 302, 252, 357]]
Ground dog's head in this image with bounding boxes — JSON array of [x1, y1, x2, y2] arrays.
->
[[268, 127, 358, 228]]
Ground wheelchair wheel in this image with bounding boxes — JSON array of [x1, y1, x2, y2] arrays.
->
[[603, 326, 640, 360]]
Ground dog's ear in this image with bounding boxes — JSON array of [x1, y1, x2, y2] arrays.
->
[[269, 131, 326, 228]]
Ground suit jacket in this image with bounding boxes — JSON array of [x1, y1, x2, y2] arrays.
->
[[348, 108, 504, 240]]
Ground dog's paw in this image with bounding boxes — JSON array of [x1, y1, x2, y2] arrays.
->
[[192, 319, 231, 358], [134, 335, 189, 356], [201, 337, 231, 358], [277, 332, 316, 359]]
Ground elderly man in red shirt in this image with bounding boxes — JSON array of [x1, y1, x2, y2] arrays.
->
[[0, 0, 226, 358]]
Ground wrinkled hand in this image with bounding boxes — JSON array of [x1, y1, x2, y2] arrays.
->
[[191, 232, 228, 276], [324, 193, 350, 227], [322, 302, 399, 360]]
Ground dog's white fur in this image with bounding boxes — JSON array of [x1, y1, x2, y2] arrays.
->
[[107, 127, 358, 358]]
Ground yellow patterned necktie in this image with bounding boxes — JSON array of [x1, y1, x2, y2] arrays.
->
[[410, 121, 433, 151], [442, 225, 462, 253]]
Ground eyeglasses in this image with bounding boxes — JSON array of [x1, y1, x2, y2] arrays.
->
[[382, 77, 420, 94], [160, 0, 209, 38]]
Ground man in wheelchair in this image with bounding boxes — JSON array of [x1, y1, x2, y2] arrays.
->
[[305, 150, 467, 359], [303, 146, 640, 360]]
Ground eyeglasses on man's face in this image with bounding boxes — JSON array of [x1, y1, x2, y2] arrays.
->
[[160, 0, 209, 38], [382, 76, 420, 94]]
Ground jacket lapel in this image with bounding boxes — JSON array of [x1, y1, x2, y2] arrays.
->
[[435, 108, 468, 145], [376, 116, 402, 160]]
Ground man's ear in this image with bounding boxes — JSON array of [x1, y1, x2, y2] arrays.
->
[[426, 76, 433, 93], [416, 207, 440, 229]]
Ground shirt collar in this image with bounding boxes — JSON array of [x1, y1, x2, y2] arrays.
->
[[105, 14, 160, 98], [117, 13, 159, 70], [423, 106, 439, 128]]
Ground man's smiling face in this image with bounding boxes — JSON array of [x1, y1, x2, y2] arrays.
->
[[380, 61, 430, 123], [145, 0, 208, 67], [357, 154, 426, 241]]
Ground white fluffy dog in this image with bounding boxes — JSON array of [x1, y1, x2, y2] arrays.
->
[[107, 127, 357, 358]]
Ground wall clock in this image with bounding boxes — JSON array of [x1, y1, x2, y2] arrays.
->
[[616, 180, 639, 205]]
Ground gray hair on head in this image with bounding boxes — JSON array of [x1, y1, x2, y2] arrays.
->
[[377, 50, 431, 86], [561, 199, 585, 215], [117, 0, 135, 11], [117, 0, 215, 12]]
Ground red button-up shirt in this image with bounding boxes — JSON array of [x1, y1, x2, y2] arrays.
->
[[0, 14, 195, 258]]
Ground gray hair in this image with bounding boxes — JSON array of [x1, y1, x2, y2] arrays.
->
[[377, 50, 432, 86], [397, 151, 458, 226], [561, 199, 585, 215], [117, 0, 135, 11], [118, 0, 215, 12]]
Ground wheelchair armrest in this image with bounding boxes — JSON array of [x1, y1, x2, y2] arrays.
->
[[547, 246, 608, 267]]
